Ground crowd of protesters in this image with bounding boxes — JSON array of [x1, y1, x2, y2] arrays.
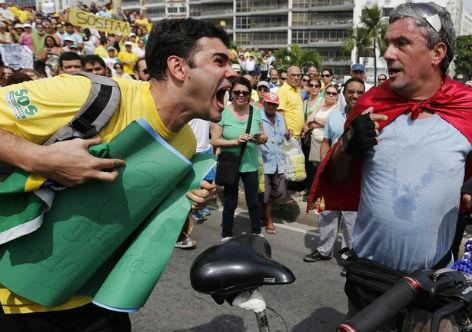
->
[[0, 2, 383, 254], [0, 1, 151, 83]]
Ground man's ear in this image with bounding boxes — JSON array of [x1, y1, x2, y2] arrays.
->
[[432, 42, 447, 66], [166, 55, 187, 82]]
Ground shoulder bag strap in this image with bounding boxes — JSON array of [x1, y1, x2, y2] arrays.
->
[[238, 105, 254, 163]]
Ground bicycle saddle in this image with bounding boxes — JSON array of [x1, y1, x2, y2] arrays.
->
[[190, 234, 295, 296]]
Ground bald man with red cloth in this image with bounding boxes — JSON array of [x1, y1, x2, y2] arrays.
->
[[308, 2, 472, 330], [308, 76, 472, 212]]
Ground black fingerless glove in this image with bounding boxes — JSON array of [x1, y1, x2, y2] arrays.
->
[[461, 177, 472, 195], [342, 113, 377, 155]]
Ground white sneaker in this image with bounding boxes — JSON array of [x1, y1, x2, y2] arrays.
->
[[175, 235, 197, 249], [221, 237, 232, 243]]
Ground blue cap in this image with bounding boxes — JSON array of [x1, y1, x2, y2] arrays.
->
[[351, 63, 365, 72]]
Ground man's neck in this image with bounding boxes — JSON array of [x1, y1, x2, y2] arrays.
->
[[149, 79, 192, 133], [397, 73, 444, 101]]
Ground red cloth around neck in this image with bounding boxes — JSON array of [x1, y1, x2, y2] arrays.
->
[[307, 76, 472, 212]]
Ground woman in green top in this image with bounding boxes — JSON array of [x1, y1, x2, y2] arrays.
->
[[211, 77, 267, 240]]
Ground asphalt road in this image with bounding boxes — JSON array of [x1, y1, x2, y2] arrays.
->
[[130, 203, 349, 332]]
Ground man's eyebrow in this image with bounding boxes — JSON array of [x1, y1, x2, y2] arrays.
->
[[213, 53, 230, 61]]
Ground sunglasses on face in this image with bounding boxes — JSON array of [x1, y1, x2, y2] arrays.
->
[[142, 68, 149, 75], [280, 77, 287, 81], [321, 74, 331, 78], [411, 2, 442, 32], [326, 91, 338, 96], [232, 90, 250, 97], [257, 88, 269, 92], [309, 83, 320, 88], [378, 77, 386, 81], [302, 79, 309, 82]]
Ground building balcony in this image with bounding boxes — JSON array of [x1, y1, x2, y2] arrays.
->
[[237, 7, 288, 16], [292, 22, 352, 29], [293, 2, 354, 12], [198, 0, 233, 3], [199, 11, 233, 19], [322, 58, 352, 66], [121, 0, 140, 8], [237, 42, 287, 49], [142, 0, 165, 4], [297, 41, 344, 48]]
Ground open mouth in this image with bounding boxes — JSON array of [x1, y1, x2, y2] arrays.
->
[[388, 68, 401, 77], [215, 87, 229, 110]]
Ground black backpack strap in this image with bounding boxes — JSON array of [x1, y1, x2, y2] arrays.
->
[[238, 105, 254, 162], [43, 72, 121, 146]]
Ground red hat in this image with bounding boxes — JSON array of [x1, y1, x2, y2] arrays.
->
[[263, 93, 279, 105]]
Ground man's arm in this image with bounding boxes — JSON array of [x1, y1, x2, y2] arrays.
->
[[324, 108, 387, 185], [0, 128, 125, 186]]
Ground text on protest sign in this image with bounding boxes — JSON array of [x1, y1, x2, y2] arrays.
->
[[69, 8, 130, 36]]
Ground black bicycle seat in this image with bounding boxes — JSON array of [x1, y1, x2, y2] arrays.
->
[[190, 234, 295, 296]]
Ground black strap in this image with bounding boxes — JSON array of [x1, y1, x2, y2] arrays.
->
[[69, 84, 113, 136], [238, 105, 254, 163]]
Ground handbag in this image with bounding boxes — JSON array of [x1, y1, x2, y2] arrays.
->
[[215, 106, 254, 186]]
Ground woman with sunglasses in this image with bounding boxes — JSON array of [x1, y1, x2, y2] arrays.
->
[[300, 77, 324, 193], [306, 84, 339, 165], [211, 77, 268, 241], [112, 62, 133, 80]]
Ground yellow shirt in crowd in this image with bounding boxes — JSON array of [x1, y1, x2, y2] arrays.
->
[[277, 82, 304, 137], [118, 50, 139, 75], [0, 74, 196, 314]]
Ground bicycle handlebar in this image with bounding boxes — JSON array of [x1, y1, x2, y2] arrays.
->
[[337, 277, 421, 332]]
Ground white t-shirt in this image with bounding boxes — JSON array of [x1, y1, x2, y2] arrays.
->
[[133, 47, 145, 58], [188, 119, 212, 153]]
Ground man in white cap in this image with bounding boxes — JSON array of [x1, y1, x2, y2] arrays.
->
[[104, 46, 119, 74], [118, 41, 139, 75], [19, 23, 33, 51]]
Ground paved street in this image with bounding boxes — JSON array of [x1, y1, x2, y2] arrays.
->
[[130, 202, 348, 332]]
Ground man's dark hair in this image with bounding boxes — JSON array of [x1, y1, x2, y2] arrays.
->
[[4, 72, 32, 86], [64, 22, 73, 28], [389, 2, 455, 73], [343, 77, 365, 95], [59, 52, 82, 68], [83, 54, 106, 68], [145, 18, 230, 81]]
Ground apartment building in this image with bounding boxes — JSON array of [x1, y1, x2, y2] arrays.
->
[[189, 0, 354, 76]]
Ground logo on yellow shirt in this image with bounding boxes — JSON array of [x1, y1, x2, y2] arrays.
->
[[6, 88, 39, 120]]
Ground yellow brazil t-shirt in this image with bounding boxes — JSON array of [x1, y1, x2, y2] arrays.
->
[[118, 51, 139, 75], [0, 74, 196, 314], [277, 82, 304, 138]]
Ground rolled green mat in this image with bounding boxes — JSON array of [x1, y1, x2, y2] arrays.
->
[[0, 119, 192, 306], [90, 153, 216, 312]]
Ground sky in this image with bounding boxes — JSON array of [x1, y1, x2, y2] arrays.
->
[[466, 0, 472, 11]]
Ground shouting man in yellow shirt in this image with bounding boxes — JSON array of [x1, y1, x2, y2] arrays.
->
[[0, 18, 237, 332]]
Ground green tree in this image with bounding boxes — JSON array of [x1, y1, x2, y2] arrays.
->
[[272, 44, 322, 72], [455, 35, 472, 78], [360, 5, 388, 84], [343, 26, 371, 63]]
